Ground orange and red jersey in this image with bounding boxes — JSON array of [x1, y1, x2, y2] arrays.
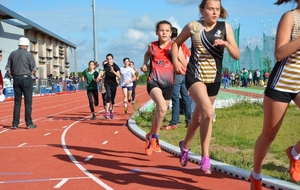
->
[[147, 41, 174, 87]]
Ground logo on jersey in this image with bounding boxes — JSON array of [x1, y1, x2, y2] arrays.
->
[[155, 60, 171, 67], [214, 30, 224, 39]]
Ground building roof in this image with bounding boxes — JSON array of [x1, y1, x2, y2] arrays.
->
[[0, 4, 76, 49]]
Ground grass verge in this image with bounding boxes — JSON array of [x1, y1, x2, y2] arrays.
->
[[133, 99, 300, 184]]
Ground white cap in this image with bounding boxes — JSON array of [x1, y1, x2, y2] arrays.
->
[[18, 37, 30, 46]]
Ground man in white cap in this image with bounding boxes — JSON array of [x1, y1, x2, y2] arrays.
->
[[5, 37, 37, 129]]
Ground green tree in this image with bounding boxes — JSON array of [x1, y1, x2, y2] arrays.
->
[[263, 56, 272, 73]]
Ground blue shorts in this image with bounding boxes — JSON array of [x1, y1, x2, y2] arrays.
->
[[122, 86, 133, 91]]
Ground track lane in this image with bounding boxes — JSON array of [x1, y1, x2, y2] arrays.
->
[[0, 86, 270, 189]]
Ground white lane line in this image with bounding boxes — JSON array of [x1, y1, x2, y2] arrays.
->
[[0, 129, 9, 134], [114, 131, 118, 134], [63, 126, 68, 129], [46, 129, 62, 131], [102, 141, 108, 145], [0, 145, 47, 149], [44, 133, 51, 136], [58, 91, 147, 190], [54, 178, 68, 188], [61, 121, 114, 190], [18, 143, 27, 147], [84, 155, 93, 162]]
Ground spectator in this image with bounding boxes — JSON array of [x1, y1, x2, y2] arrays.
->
[[5, 37, 37, 129], [256, 69, 261, 86], [163, 26, 192, 130], [264, 71, 269, 84]]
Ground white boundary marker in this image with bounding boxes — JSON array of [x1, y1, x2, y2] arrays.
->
[[128, 99, 300, 190]]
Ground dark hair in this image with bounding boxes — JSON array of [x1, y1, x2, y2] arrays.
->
[[274, 0, 296, 5], [88, 60, 98, 68], [0, 50, 2, 53], [171, 27, 178, 39], [130, 61, 134, 65], [123, 57, 130, 62], [106, 53, 114, 59], [199, 0, 228, 19], [155, 20, 172, 31]]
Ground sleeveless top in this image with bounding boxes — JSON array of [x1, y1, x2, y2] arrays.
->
[[267, 10, 300, 93], [147, 41, 174, 87], [186, 20, 226, 83]]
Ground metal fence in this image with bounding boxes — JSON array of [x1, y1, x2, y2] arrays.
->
[[3, 78, 87, 98]]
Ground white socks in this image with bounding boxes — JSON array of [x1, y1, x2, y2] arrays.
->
[[291, 146, 300, 160], [252, 171, 261, 180]]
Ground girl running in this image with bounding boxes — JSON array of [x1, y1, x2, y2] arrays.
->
[[82, 61, 99, 120], [98, 68, 107, 110], [171, 0, 240, 174], [141, 20, 186, 156], [120, 57, 136, 113], [98, 53, 120, 119], [250, 0, 300, 189], [129, 61, 140, 105]]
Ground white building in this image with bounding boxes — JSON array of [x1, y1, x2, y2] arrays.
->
[[0, 5, 77, 80]]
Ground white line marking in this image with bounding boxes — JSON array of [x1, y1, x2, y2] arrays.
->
[[102, 141, 108, 145], [114, 131, 118, 134], [84, 155, 93, 162], [58, 91, 147, 189], [54, 178, 68, 188], [0, 145, 47, 149], [61, 121, 114, 190], [18, 143, 27, 147], [63, 126, 68, 128], [46, 129, 62, 131], [0, 129, 9, 134], [44, 133, 51, 136]]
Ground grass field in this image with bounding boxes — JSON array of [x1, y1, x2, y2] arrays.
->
[[133, 99, 300, 184]]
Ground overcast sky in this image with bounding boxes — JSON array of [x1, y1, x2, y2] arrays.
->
[[0, 0, 295, 72]]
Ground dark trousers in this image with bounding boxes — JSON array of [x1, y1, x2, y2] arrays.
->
[[105, 84, 117, 105], [13, 75, 34, 127], [87, 89, 99, 112], [132, 81, 137, 101], [101, 92, 106, 107]]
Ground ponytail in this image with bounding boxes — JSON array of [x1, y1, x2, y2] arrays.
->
[[274, 0, 295, 5]]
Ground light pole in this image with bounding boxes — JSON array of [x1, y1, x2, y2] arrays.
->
[[92, 0, 98, 62], [268, 19, 275, 36], [261, 21, 266, 34]]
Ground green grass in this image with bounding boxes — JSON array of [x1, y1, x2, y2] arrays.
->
[[133, 100, 300, 184]]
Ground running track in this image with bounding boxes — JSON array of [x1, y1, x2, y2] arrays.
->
[[0, 86, 270, 190]]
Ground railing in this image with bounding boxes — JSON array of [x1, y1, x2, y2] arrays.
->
[[3, 78, 87, 98]]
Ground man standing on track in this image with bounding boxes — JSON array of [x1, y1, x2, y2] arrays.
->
[[0, 50, 3, 96], [5, 37, 37, 129]]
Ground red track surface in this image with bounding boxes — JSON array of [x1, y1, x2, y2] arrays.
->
[[0, 86, 269, 190]]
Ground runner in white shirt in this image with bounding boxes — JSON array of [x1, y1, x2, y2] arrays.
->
[[120, 57, 136, 113]]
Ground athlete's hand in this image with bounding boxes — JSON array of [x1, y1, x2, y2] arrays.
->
[[140, 64, 147, 73], [173, 60, 186, 75], [213, 39, 228, 48]]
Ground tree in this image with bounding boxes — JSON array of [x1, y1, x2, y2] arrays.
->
[[263, 56, 272, 73]]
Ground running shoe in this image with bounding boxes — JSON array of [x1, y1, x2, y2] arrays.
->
[[124, 107, 128, 113], [110, 111, 115, 119], [179, 141, 190, 167], [91, 114, 96, 120], [250, 173, 262, 190], [104, 112, 110, 119], [145, 133, 152, 155], [151, 138, 161, 153], [200, 156, 211, 174], [286, 146, 300, 182], [161, 125, 178, 130]]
